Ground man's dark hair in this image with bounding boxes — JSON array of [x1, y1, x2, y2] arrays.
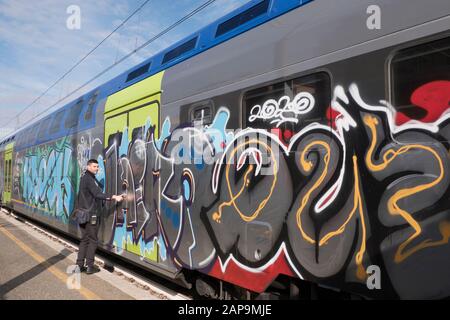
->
[[87, 159, 99, 165]]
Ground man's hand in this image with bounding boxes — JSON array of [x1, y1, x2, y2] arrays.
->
[[112, 195, 124, 202]]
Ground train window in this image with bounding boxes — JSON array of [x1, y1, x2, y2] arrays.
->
[[84, 90, 99, 121], [8, 159, 11, 192], [7, 160, 9, 191], [25, 127, 34, 145], [162, 37, 197, 65], [65, 99, 84, 129], [20, 132, 26, 146], [9, 159, 12, 192], [33, 125, 40, 141], [216, 0, 270, 38], [20, 129, 27, 146], [243, 72, 331, 144], [190, 102, 213, 127], [391, 36, 450, 122], [4, 160, 7, 190], [28, 125, 39, 144], [50, 110, 65, 134], [6, 159, 11, 192], [126, 63, 151, 83], [37, 119, 51, 140]]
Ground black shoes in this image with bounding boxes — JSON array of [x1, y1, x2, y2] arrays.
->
[[73, 264, 100, 274], [86, 265, 101, 275], [76, 265, 87, 273]]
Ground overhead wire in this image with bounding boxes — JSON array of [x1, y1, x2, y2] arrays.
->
[[1, 0, 219, 137], [9, 0, 153, 125], [30, 0, 218, 123]]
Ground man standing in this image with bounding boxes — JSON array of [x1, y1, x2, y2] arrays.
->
[[75, 159, 123, 274]]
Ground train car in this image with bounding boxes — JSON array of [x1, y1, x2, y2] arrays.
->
[[0, 140, 14, 207], [1, 0, 450, 299]]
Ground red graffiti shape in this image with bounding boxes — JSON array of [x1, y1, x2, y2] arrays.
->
[[396, 80, 450, 125], [208, 250, 295, 293]]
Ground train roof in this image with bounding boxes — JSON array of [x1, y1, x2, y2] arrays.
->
[[105, 0, 313, 93], [5, 0, 313, 148]]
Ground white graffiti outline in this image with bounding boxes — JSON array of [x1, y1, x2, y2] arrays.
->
[[348, 83, 450, 136], [248, 92, 315, 128], [198, 249, 217, 268], [186, 208, 196, 269]]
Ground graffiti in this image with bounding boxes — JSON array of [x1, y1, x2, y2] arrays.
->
[[18, 138, 79, 223], [159, 109, 234, 268], [6, 76, 444, 298], [324, 84, 450, 298], [101, 109, 234, 268], [248, 92, 315, 127], [395, 80, 450, 125], [99, 82, 450, 298], [364, 114, 447, 263], [76, 135, 91, 172], [101, 126, 162, 261]]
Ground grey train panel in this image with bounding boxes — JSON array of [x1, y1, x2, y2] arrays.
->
[[161, 0, 450, 106]]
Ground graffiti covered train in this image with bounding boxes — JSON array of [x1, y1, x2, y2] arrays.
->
[[1, 0, 450, 299]]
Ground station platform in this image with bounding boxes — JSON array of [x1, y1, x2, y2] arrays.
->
[[0, 210, 189, 300]]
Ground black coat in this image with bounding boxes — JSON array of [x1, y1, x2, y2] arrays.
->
[[77, 171, 112, 215]]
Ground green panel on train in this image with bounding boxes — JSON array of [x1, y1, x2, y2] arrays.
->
[[103, 71, 164, 262], [2, 143, 14, 204]]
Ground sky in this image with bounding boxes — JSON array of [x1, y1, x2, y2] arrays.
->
[[0, 0, 252, 139]]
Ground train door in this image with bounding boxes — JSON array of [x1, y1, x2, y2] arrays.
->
[[238, 72, 333, 262], [101, 71, 164, 262], [3, 143, 13, 205]]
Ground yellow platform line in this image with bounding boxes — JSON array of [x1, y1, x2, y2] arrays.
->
[[12, 199, 54, 215], [0, 223, 101, 300]]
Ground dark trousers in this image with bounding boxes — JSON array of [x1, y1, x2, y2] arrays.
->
[[76, 222, 99, 267]]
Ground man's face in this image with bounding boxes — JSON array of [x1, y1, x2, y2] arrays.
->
[[87, 163, 99, 175]]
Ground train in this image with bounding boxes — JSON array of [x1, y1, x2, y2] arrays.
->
[[1, 0, 450, 299]]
